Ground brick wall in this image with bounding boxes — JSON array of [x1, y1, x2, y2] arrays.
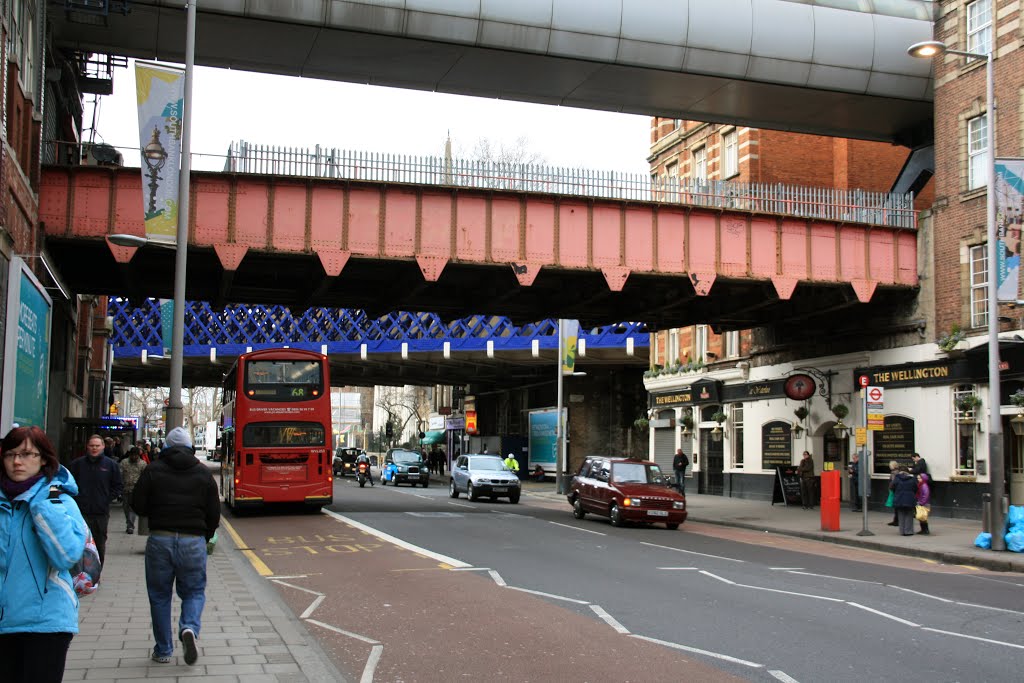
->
[[930, 0, 1023, 338]]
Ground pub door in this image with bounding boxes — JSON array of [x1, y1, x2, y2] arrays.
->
[[699, 428, 725, 496]]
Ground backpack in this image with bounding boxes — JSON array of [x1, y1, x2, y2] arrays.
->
[[49, 488, 102, 596]]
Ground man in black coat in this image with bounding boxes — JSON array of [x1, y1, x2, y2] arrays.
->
[[69, 433, 123, 565], [132, 427, 220, 666], [672, 448, 689, 493]]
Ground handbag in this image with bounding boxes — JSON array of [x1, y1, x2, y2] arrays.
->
[[915, 504, 929, 522], [49, 487, 101, 595], [885, 490, 894, 508]]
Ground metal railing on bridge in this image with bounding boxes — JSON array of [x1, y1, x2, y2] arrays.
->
[[225, 140, 916, 230], [109, 299, 649, 358]]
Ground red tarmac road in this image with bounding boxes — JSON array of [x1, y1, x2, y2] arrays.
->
[[226, 511, 745, 682]]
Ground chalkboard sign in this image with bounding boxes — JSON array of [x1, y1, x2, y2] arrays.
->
[[772, 465, 803, 506], [873, 415, 915, 474], [762, 420, 792, 469]]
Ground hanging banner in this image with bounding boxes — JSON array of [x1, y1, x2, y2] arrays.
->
[[995, 158, 1024, 301], [159, 298, 173, 356], [136, 61, 184, 243], [1, 258, 52, 432], [561, 319, 580, 375]]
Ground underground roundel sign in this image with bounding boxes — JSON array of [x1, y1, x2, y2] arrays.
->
[[784, 374, 816, 401]]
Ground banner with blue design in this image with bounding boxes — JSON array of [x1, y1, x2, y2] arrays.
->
[[996, 159, 1024, 302], [136, 62, 184, 244]]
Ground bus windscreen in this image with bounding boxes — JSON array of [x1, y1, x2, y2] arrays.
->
[[245, 360, 323, 401], [243, 422, 326, 447]]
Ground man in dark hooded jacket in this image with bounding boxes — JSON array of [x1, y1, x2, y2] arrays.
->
[[132, 426, 219, 666]]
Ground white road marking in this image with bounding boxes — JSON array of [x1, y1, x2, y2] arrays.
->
[[630, 634, 763, 668], [323, 508, 471, 568], [270, 574, 309, 579], [488, 570, 507, 587], [641, 541, 744, 562], [590, 605, 630, 634], [699, 570, 736, 585], [657, 567, 700, 570], [699, 571, 841, 602], [306, 619, 380, 644], [361, 644, 383, 683], [505, 585, 591, 605], [769, 567, 804, 571], [271, 580, 322, 596], [300, 595, 325, 619], [888, 585, 955, 603], [847, 602, 920, 627], [768, 669, 801, 683], [922, 627, 1024, 650], [787, 571, 881, 585], [448, 502, 475, 509], [449, 567, 490, 572], [549, 521, 606, 536], [953, 600, 1024, 616]]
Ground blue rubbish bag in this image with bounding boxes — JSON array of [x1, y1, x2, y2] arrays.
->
[[1006, 530, 1024, 553], [1008, 505, 1024, 527], [974, 532, 992, 549]]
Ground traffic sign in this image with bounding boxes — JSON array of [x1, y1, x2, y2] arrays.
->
[[858, 375, 869, 388], [867, 413, 885, 430], [855, 427, 867, 445], [866, 386, 884, 404]]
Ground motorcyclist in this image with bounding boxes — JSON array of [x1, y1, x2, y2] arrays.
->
[[503, 453, 520, 473], [356, 452, 374, 486]]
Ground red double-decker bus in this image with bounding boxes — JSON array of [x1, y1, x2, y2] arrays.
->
[[220, 348, 333, 511]]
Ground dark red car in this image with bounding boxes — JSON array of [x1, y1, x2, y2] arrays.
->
[[567, 457, 687, 530]]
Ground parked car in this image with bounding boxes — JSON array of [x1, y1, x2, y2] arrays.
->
[[333, 447, 362, 477], [449, 454, 521, 503], [567, 457, 686, 530], [382, 448, 430, 487]]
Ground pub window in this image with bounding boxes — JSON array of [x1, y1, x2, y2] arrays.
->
[[694, 325, 709, 361], [970, 244, 988, 328], [725, 330, 741, 359], [668, 329, 680, 367], [731, 404, 744, 468], [954, 384, 978, 475]]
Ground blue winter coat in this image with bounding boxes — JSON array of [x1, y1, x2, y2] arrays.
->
[[0, 465, 88, 635]]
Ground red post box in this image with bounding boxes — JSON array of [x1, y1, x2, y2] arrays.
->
[[820, 469, 841, 531]]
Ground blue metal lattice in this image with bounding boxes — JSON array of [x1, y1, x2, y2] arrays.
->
[[108, 300, 649, 359]]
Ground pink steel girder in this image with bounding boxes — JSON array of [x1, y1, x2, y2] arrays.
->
[[39, 166, 918, 303]]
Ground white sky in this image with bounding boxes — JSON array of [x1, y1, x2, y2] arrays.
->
[[91, 61, 652, 176]]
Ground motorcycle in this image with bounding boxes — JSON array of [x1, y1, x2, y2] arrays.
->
[[356, 460, 373, 488]]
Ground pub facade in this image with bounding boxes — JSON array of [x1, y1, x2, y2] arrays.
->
[[645, 339, 1024, 519]]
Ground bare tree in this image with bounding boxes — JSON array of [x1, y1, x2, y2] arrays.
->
[[375, 386, 430, 448], [468, 136, 546, 167], [445, 135, 548, 191], [184, 386, 222, 443], [124, 386, 168, 441]]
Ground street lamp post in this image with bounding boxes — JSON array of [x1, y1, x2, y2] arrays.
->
[[909, 41, 1005, 550], [142, 127, 168, 215]]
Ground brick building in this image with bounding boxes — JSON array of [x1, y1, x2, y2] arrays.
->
[[0, 3, 114, 457]]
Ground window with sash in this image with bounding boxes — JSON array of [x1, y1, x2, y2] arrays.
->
[[970, 244, 988, 328], [967, 0, 992, 58], [968, 114, 987, 191]]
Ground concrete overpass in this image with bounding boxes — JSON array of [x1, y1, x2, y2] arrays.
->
[[49, 0, 935, 144]]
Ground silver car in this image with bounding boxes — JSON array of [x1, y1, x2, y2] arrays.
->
[[449, 454, 521, 503]]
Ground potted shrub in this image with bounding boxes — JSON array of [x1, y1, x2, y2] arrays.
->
[[793, 406, 809, 421], [937, 324, 967, 353], [710, 409, 727, 442], [831, 403, 850, 436], [681, 412, 695, 434], [1011, 390, 1024, 436], [955, 394, 983, 437]]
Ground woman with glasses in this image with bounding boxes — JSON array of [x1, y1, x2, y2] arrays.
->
[[0, 425, 88, 682]]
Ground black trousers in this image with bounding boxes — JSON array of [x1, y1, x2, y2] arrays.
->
[[0, 632, 74, 682], [82, 512, 110, 565]]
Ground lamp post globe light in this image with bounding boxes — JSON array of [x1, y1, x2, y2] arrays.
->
[[143, 127, 168, 216], [908, 40, 1006, 550]]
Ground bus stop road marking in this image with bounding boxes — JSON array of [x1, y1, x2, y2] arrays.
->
[[221, 518, 273, 576]]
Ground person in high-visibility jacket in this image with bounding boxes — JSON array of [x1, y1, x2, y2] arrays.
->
[[503, 453, 520, 473]]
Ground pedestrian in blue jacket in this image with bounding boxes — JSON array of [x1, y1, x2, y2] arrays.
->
[[890, 465, 918, 537], [0, 425, 88, 682]]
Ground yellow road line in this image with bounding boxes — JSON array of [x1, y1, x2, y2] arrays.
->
[[221, 518, 274, 577]]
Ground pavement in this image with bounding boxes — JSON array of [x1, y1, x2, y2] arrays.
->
[[62, 473, 1022, 681]]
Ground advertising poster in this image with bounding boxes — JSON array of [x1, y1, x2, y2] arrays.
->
[[995, 158, 1024, 301], [528, 408, 564, 470], [136, 61, 185, 243], [561, 319, 580, 374], [2, 258, 52, 432]]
